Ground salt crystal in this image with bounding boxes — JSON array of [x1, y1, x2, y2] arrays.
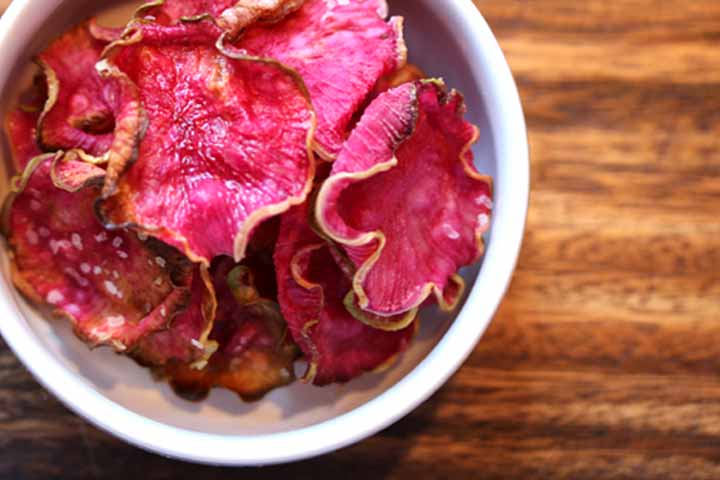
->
[[46, 289, 64, 304], [441, 223, 461, 240], [477, 213, 490, 229], [103, 280, 122, 298], [71, 233, 83, 250], [25, 229, 39, 245], [106, 315, 125, 328], [475, 195, 494, 210]]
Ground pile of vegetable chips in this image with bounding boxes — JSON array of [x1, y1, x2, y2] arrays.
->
[[2, 0, 492, 400]]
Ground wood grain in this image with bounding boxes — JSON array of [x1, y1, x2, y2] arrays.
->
[[1, 0, 720, 478]]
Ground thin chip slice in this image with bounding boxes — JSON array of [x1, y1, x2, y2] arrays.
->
[[130, 268, 217, 368], [137, 0, 304, 37], [275, 205, 415, 386], [50, 150, 111, 191], [98, 22, 315, 264], [37, 20, 143, 162], [236, 0, 406, 159], [316, 80, 493, 316], [5, 76, 48, 171], [3, 155, 190, 351], [160, 257, 297, 401]]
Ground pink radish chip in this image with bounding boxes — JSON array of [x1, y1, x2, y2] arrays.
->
[[37, 21, 141, 162], [275, 204, 415, 386], [97, 21, 315, 264], [5, 155, 191, 351], [316, 80, 493, 316], [237, 0, 406, 159]]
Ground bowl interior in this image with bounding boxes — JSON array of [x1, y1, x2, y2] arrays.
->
[[0, 0, 496, 436]]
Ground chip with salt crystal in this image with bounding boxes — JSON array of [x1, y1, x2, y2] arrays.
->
[[97, 21, 315, 264], [4, 154, 190, 351]]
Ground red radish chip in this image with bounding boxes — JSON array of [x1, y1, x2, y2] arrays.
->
[[275, 205, 415, 386], [4, 155, 191, 351], [137, 0, 304, 37], [237, 0, 406, 159], [160, 257, 297, 401], [131, 268, 218, 368], [37, 20, 144, 164], [97, 22, 315, 264], [316, 80, 493, 316], [5, 76, 48, 171], [50, 150, 111, 191]]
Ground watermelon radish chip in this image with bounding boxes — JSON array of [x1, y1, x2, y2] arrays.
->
[[275, 205, 415, 386], [235, 0, 407, 159], [316, 80, 493, 317], [37, 20, 145, 166], [4, 74, 48, 171], [3, 154, 192, 352], [159, 256, 298, 401], [97, 21, 315, 265], [130, 267, 218, 368], [136, 0, 304, 37]]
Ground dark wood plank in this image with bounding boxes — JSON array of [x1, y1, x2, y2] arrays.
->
[[1, 0, 720, 478]]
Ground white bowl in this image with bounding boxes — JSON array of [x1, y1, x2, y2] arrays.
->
[[0, 0, 528, 466]]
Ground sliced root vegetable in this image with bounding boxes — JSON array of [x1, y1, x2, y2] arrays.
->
[[136, 0, 304, 37], [131, 267, 218, 368], [316, 80, 492, 317], [236, 0, 406, 159], [3, 154, 192, 351], [37, 20, 144, 164], [5, 76, 48, 171], [96, 21, 315, 265], [275, 204, 415, 386], [158, 257, 297, 401]]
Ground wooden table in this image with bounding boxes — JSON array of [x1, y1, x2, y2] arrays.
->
[[1, 1, 719, 478]]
